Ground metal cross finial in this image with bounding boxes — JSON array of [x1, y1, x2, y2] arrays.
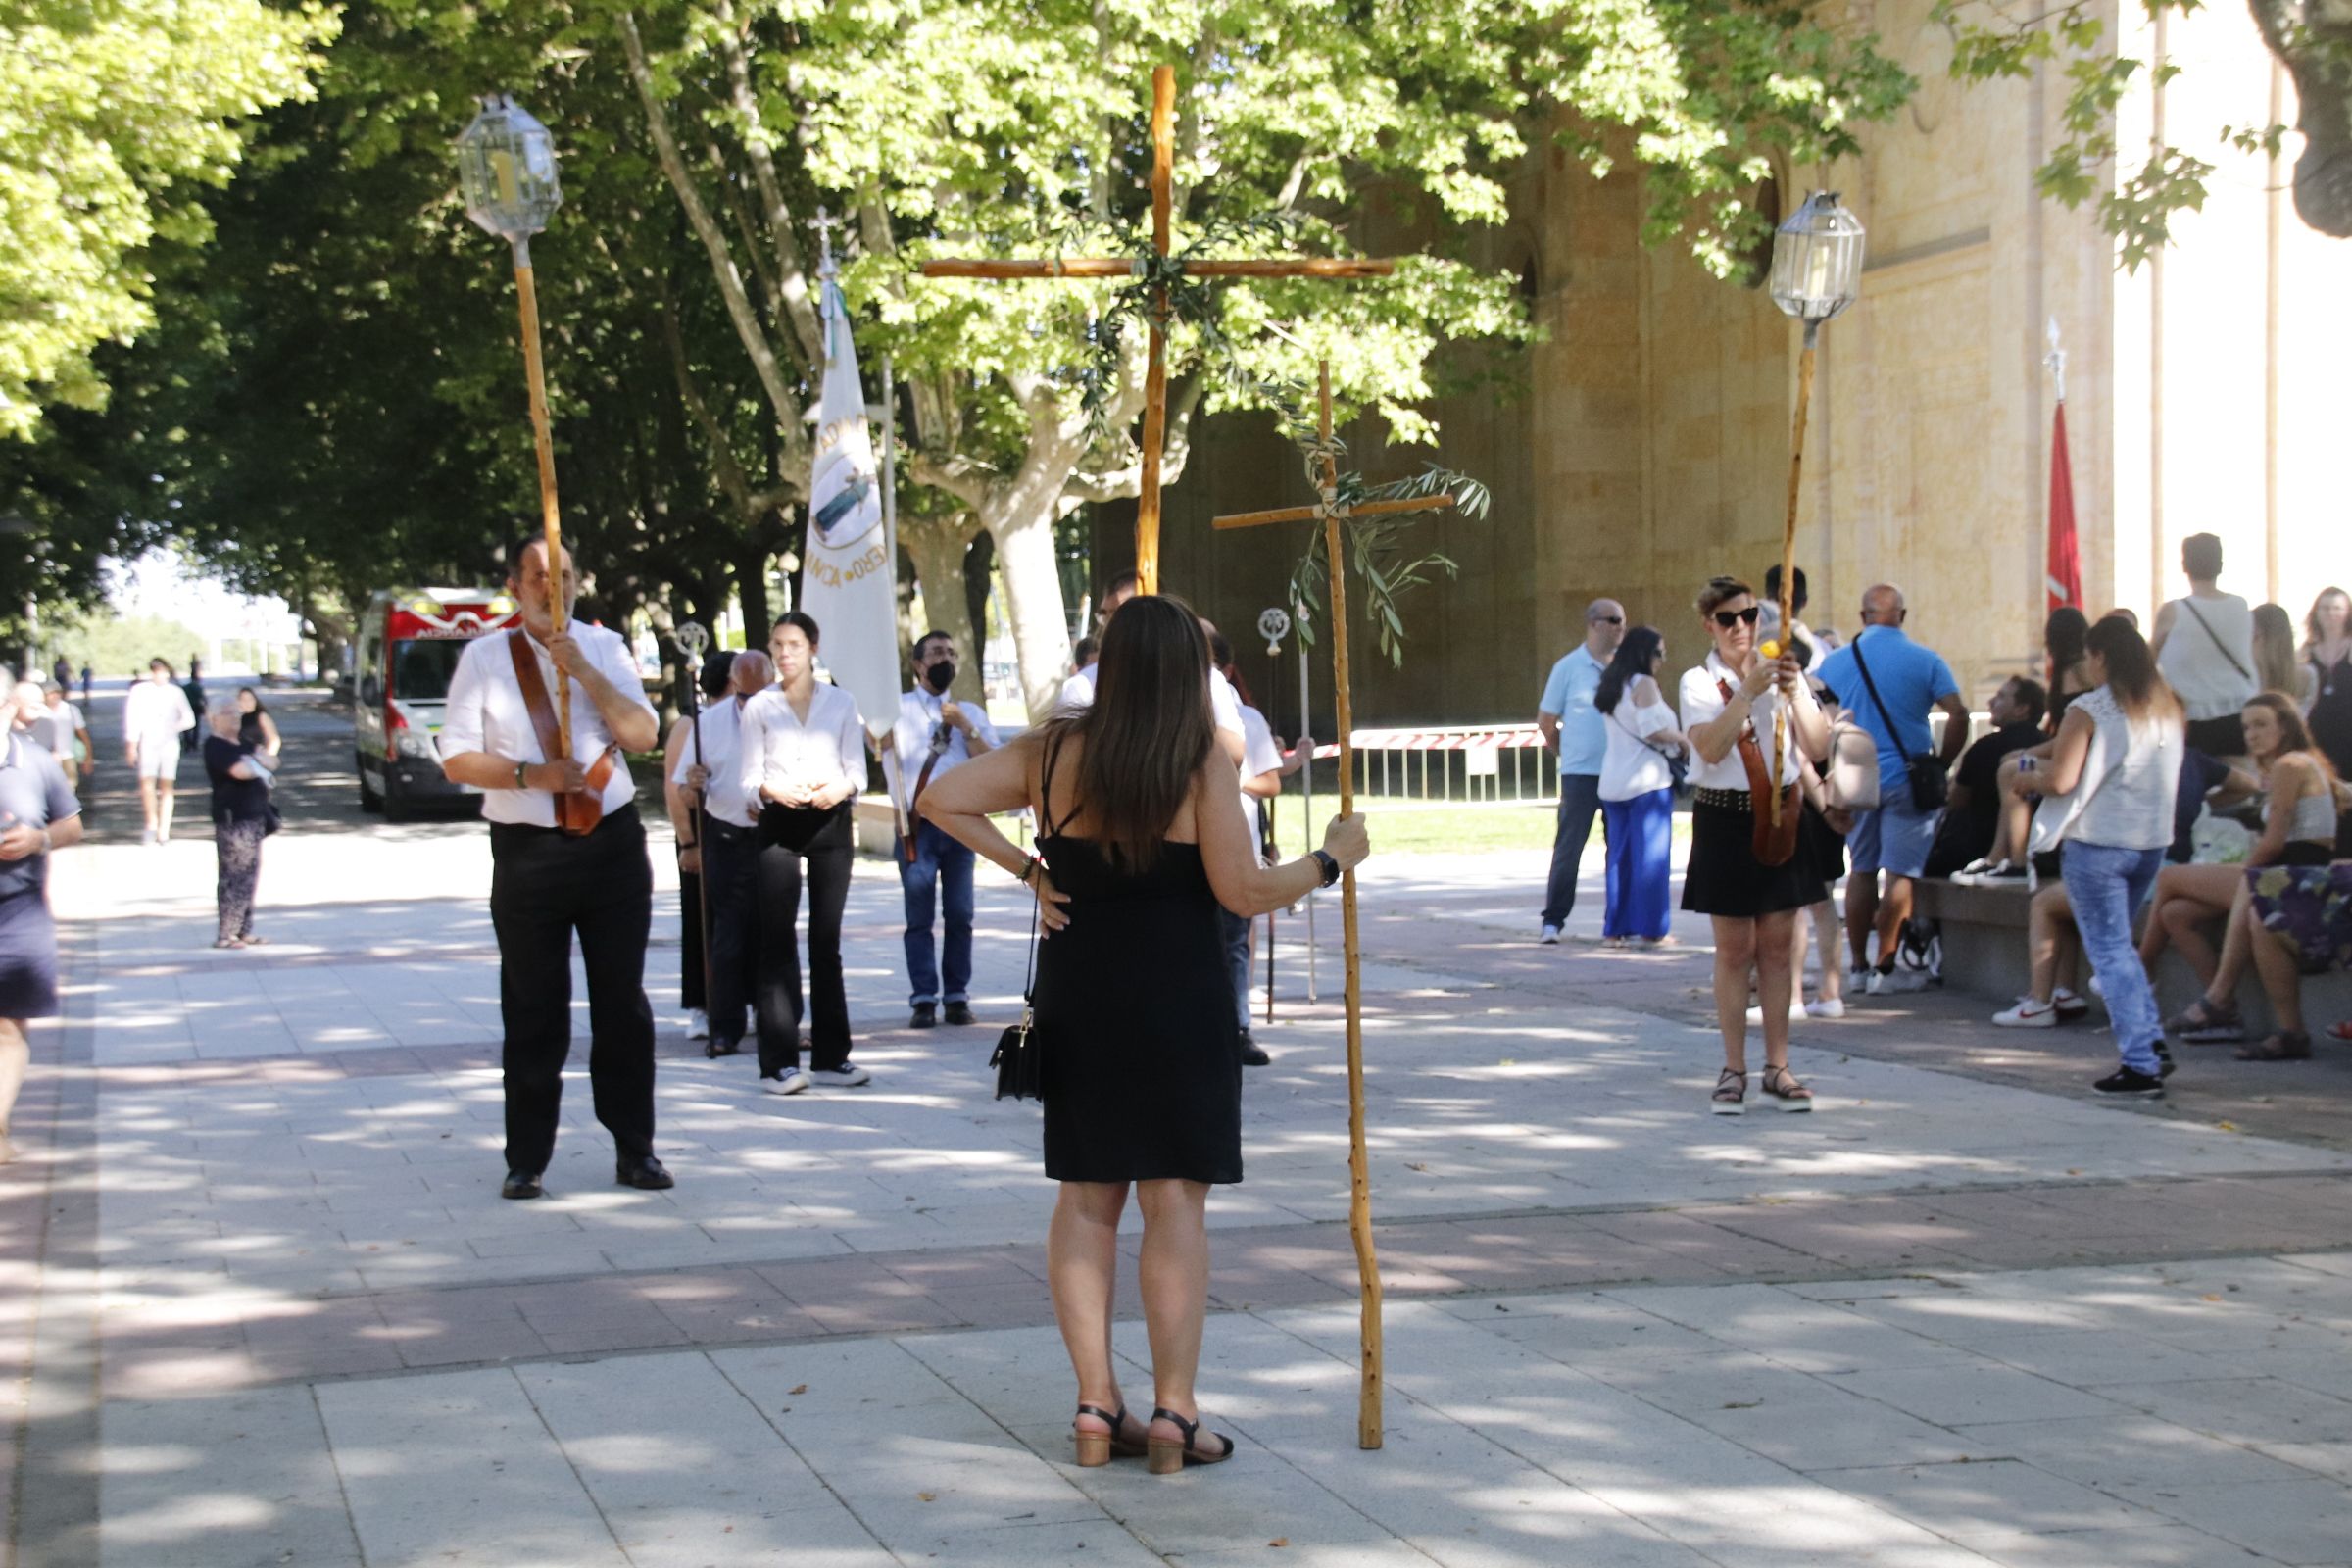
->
[[813, 207, 842, 278]]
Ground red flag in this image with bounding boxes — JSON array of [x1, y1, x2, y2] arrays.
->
[[2046, 401, 2082, 612]]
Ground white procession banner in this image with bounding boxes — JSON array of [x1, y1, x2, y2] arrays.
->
[[799, 271, 900, 743]]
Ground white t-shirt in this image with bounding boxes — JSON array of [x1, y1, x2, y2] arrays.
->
[[122, 680, 194, 750], [1679, 652, 1819, 794], [1235, 704, 1284, 852], [2069, 685, 2185, 851], [437, 624, 654, 827], [1599, 684, 1679, 801], [735, 681, 865, 808], [668, 695, 756, 829]]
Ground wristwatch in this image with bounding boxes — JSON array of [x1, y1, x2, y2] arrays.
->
[[1311, 849, 1342, 888], [514, 760, 530, 790]]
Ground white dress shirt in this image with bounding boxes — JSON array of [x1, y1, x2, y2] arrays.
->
[[1679, 652, 1819, 794], [1059, 661, 1247, 735], [437, 623, 653, 827], [668, 695, 756, 829], [736, 680, 865, 808], [1234, 703, 1285, 854], [893, 687, 1000, 814]]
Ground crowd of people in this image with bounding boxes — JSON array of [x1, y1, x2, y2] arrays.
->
[[1535, 537, 2352, 1103]]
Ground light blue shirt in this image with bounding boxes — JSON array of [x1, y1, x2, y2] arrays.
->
[[1815, 625, 1959, 793], [1539, 645, 1609, 777]]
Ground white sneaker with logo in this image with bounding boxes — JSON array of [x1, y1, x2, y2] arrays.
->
[[1992, 997, 2058, 1028]]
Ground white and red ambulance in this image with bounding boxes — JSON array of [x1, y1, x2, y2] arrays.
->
[[352, 587, 520, 818]]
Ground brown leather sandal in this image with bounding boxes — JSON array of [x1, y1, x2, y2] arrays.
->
[[1760, 1063, 1815, 1111], [2234, 1032, 2313, 1062]]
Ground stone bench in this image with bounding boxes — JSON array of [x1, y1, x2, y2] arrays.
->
[[1912, 874, 2352, 1037]]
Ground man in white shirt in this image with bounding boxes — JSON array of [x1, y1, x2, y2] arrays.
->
[[1211, 631, 1285, 1066], [437, 538, 669, 1200], [893, 630, 999, 1028], [1057, 571, 1140, 708], [673, 651, 770, 1059], [36, 683, 92, 779], [122, 658, 195, 844]]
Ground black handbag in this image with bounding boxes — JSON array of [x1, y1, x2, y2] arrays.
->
[[990, 884, 1045, 1102], [1849, 639, 1949, 812]]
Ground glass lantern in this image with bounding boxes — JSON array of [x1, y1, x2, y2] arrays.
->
[[455, 94, 563, 243], [1768, 191, 1866, 325]]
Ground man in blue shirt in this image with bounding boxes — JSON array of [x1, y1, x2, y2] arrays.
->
[[1536, 599, 1625, 943], [1814, 584, 1970, 994]]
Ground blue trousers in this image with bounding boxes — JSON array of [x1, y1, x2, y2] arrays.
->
[[1601, 788, 1674, 940], [898, 823, 975, 1006], [1218, 906, 1253, 1031], [2061, 841, 2166, 1075], [1542, 773, 1606, 926]]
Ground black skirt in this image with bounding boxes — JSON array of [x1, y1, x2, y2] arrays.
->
[[1682, 796, 1829, 918], [0, 889, 58, 1019], [1799, 800, 1846, 886]]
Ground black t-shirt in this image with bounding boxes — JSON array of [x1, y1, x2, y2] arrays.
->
[[204, 735, 270, 824], [1925, 722, 2043, 875]]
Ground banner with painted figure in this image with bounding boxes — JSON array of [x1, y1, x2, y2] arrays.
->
[[799, 270, 900, 743]]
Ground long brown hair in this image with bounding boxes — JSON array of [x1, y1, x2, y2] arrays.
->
[[2253, 603, 2298, 696], [2085, 613, 2180, 722], [2305, 586, 2350, 657], [1043, 593, 1217, 870], [2244, 691, 2340, 789]]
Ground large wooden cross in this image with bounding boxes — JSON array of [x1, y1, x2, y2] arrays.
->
[[1212, 363, 1461, 1451], [920, 66, 1393, 595]]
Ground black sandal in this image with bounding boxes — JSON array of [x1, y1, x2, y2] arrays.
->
[[1760, 1063, 1814, 1111], [1710, 1066, 1747, 1116], [1072, 1402, 1147, 1467], [2235, 1032, 2312, 1061], [1147, 1406, 1234, 1474]]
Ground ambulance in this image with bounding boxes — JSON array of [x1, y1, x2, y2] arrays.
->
[[352, 587, 520, 818]]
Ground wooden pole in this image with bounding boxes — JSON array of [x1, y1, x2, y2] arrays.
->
[[1315, 363, 1383, 1450], [1771, 321, 1819, 822], [513, 241, 571, 756], [1134, 65, 1177, 597]]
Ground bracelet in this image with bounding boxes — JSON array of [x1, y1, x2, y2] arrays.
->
[[514, 760, 530, 790], [1017, 856, 1040, 886]]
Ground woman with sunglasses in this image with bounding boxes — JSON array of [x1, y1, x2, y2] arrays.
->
[[1679, 576, 1830, 1112]]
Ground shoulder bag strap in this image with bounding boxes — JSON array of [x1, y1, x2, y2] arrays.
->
[[1847, 636, 1906, 748], [1717, 676, 1779, 798], [507, 630, 615, 834], [2180, 598, 2254, 683]]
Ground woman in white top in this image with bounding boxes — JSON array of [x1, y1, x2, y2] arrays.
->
[[1679, 576, 1828, 1113], [735, 612, 869, 1094], [1594, 626, 1686, 947], [2006, 613, 2184, 1097]]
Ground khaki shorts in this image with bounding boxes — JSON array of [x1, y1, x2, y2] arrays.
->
[[133, 744, 181, 782]]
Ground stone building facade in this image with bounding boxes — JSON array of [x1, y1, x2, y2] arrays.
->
[[1106, 0, 2343, 740]]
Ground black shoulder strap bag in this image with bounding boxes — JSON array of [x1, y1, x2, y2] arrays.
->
[[991, 877, 1045, 1101], [1850, 638, 1950, 812]]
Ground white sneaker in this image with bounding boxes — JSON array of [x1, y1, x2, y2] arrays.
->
[[1847, 965, 1873, 995], [687, 1009, 709, 1040], [1539, 924, 1562, 946], [1992, 996, 2058, 1028], [1868, 966, 1932, 996], [761, 1070, 810, 1095], [1951, 858, 1999, 886], [808, 1063, 871, 1088], [1805, 998, 1846, 1020], [1746, 999, 1807, 1023], [2087, 973, 2105, 999], [2052, 987, 2090, 1019], [140, 827, 156, 846]]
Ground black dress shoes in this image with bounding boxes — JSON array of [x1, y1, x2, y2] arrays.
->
[[1239, 1033, 1271, 1067], [615, 1154, 675, 1190], [705, 1037, 742, 1059], [501, 1170, 545, 1200], [944, 1002, 976, 1027], [910, 1002, 938, 1029]]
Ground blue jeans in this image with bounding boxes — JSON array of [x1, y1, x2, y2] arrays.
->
[[2061, 841, 2167, 1075], [898, 823, 975, 1006], [1218, 906, 1253, 1031], [1543, 773, 1606, 926], [1601, 788, 1674, 940]]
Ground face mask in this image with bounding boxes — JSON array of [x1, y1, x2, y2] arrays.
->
[[925, 659, 956, 691]]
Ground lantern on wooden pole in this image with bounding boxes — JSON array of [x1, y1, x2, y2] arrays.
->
[[1763, 191, 1864, 812], [457, 93, 572, 750]]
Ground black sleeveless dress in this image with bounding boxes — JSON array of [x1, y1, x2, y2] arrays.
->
[[1032, 747, 1243, 1185]]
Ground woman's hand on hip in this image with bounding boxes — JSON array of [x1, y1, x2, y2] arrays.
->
[[1033, 865, 1073, 933]]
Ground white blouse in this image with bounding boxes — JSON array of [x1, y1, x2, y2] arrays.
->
[[1599, 684, 1679, 802], [1678, 652, 1819, 794], [736, 680, 866, 807]]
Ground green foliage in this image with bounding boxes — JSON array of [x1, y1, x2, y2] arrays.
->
[[0, 0, 337, 436], [52, 611, 205, 678]]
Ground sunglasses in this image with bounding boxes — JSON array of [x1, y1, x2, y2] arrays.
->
[[1712, 606, 1761, 629], [1591, 614, 1624, 625]]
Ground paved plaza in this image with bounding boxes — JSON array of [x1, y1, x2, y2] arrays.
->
[[10, 694, 2352, 1566]]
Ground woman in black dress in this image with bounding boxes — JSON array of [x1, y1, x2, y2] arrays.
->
[[921, 595, 1369, 1476]]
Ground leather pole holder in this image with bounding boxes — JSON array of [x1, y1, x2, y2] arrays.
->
[[1719, 677, 1800, 867], [509, 630, 618, 836]]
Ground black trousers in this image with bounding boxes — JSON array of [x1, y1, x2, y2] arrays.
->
[[489, 808, 657, 1174], [755, 804, 855, 1075], [703, 818, 760, 1048], [678, 864, 706, 1011]]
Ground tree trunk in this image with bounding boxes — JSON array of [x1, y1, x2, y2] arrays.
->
[[737, 544, 771, 645], [899, 513, 986, 704], [962, 528, 997, 686], [984, 499, 1076, 722]]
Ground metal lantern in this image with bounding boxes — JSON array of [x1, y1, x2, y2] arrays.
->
[[1768, 191, 1866, 327], [456, 94, 563, 247]]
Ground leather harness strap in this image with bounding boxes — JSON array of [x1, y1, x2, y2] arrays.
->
[[508, 630, 617, 836]]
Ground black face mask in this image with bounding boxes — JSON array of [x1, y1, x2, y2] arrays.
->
[[924, 659, 956, 692]]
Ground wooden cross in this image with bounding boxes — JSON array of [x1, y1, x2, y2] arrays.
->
[[1212, 363, 1459, 1452], [919, 66, 1393, 595]]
